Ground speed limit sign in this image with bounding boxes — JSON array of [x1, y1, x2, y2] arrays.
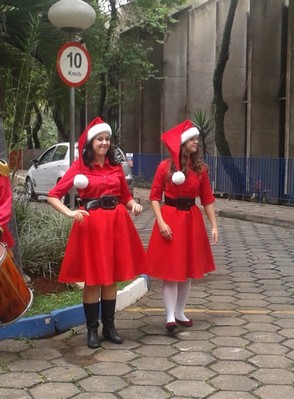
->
[[57, 41, 91, 87]]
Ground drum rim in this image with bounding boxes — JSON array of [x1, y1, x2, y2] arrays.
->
[[0, 288, 34, 327], [0, 241, 7, 265]]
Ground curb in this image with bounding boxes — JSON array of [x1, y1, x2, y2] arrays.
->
[[0, 275, 150, 340], [218, 210, 294, 230]]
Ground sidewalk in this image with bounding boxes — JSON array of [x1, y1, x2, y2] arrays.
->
[[134, 186, 294, 230], [1, 186, 294, 398]]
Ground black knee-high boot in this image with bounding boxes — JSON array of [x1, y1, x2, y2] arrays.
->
[[101, 299, 123, 344], [83, 302, 100, 349]]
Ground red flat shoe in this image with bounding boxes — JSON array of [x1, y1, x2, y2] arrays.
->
[[166, 322, 178, 332], [175, 318, 193, 327]]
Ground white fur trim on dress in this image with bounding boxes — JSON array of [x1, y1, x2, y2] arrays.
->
[[172, 171, 186, 185], [74, 174, 89, 189], [181, 127, 199, 144], [87, 123, 112, 142]]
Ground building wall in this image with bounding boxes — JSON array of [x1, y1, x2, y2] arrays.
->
[[121, 0, 294, 159], [248, 0, 284, 157]]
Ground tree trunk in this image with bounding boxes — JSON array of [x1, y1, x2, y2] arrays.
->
[[213, 0, 238, 156]]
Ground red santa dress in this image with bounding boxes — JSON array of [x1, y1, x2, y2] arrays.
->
[[0, 173, 14, 248], [147, 159, 216, 281], [48, 159, 149, 285]]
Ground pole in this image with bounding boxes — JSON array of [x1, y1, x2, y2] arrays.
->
[[69, 85, 75, 209]]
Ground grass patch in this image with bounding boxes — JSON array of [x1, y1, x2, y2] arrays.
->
[[24, 280, 133, 317]]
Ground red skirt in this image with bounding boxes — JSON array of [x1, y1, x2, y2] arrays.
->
[[58, 204, 149, 285], [147, 204, 216, 281]]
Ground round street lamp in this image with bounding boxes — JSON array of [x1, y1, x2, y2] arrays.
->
[[48, 0, 96, 32], [48, 0, 96, 209]]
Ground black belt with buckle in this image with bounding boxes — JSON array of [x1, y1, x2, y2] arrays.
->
[[81, 196, 121, 211], [164, 195, 196, 211]]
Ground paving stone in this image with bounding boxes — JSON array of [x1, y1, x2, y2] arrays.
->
[[130, 356, 174, 371], [247, 343, 288, 355], [274, 318, 294, 328], [118, 385, 170, 399], [210, 360, 255, 375], [243, 322, 280, 332], [20, 348, 62, 360], [0, 389, 32, 398], [210, 326, 247, 336], [125, 369, 173, 385], [210, 374, 258, 391], [209, 392, 256, 399], [28, 382, 80, 399], [211, 337, 249, 347], [252, 368, 294, 384], [169, 365, 215, 380], [166, 380, 215, 398], [210, 317, 246, 326], [254, 385, 294, 399], [7, 359, 53, 372], [174, 340, 215, 352], [0, 371, 40, 388], [212, 347, 252, 361], [244, 331, 283, 343], [87, 361, 131, 376], [0, 352, 19, 364], [79, 375, 127, 392], [42, 365, 88, 382], [0, 340, 31, 352], [93, 349, 137, 363], [171, 351, 215, 366], [249, 354, 293, 368], [73, 394, 116, 399], [134, 344, 178, 357]]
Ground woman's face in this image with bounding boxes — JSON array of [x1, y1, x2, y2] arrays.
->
[[92, 132, 111, 157], [183, 136, 198, 154]]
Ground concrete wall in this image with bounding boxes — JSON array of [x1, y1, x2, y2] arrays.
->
[[186, 0, 216, 155], [248, 0, 283, 157], [162, 8, 190, 132], [221, 0, 248, 156], [120, 0, 294, 159]]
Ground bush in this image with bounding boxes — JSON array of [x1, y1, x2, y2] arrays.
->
[[14, 198, 72, 277]]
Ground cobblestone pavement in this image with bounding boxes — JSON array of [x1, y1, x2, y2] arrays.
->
[[0, 189, 294, 399]]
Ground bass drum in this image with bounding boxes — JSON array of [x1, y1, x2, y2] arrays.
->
[[0, 242, 33, 326]]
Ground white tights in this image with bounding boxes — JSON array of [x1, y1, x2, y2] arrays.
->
[[162, 279, 191, 323]]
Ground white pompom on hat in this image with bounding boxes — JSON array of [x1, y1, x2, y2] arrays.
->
[[74, 117, 112, 189], [161, 120, 199, 185]]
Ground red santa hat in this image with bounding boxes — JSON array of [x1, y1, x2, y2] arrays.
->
[[73, 117, 112, 189], [161, 120, 199, 185]]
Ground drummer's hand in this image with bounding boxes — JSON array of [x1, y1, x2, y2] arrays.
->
[[68, 209, 89, 222], [0, 226, 3, 238]]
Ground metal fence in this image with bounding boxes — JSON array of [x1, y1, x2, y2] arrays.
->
[[132, 154, 294, 206]]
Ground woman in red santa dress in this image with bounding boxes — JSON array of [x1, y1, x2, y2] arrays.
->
[[147, 120, 218, 332], [48, 117, 149, 349]]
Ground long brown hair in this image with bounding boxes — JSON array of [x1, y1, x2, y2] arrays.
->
[[168, 145, 207, 180]]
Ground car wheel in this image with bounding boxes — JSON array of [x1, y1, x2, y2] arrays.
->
[[25, 178, 37, 201]]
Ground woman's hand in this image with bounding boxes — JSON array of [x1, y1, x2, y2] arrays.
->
[[158, 221, 173, 240], [211, 227, 218, 245], [69, 209, 89, 222], [131, 203, 143, 216]]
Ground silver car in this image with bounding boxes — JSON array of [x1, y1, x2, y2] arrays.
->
[[25, 142, 134, 202]]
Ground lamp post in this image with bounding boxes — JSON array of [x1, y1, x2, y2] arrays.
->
[[48, 0, 96, 209]]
